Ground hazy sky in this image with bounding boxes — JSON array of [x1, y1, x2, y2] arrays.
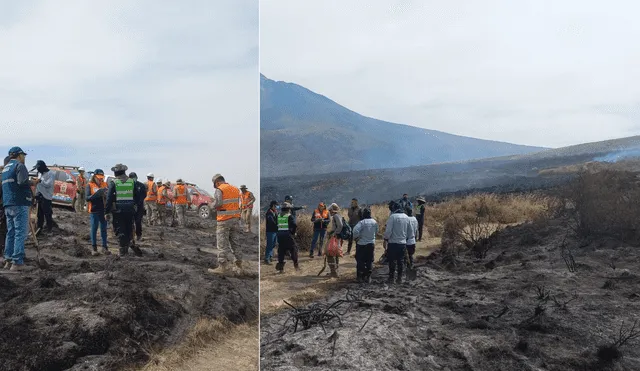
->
[[0, 0, 259, 203], [260, 0, 640, 148]]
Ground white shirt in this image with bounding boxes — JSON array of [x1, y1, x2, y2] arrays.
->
[[407, 216, 418, 245], [353, 218, 378, 245]]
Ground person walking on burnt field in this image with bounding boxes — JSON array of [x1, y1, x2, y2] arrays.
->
[[283, 195, 306, 219], [406, 208, 419, 269], [310, 202, 330, 258], [240, 185, 255, 233], [398, 193, 413, 215], [325, 203, 344, 278], [173, 179, 190, 228], [32, 160, 55, 235], [144, 173, 158, 226], [352, 207, 378, 283], [105, 164, 144, 257], [129, 172, 146, 241], [75, 167, 87, 212], [383, 200, 414, 284], [264, 200, 278, 265], [207, 173, 243, 275], [1, 147, 37, 272], [156, 178, 168, 226], [347, 198, 363, 256], [86, 169, 110, 256], [275, 202, 299, 273], [415, 197, 426, 242]]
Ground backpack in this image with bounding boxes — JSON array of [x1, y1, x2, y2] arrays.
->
[[339, 216, 352, 240]]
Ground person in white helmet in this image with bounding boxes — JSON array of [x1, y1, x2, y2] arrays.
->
[[75, 167, 87, 212], [144, 173, 158, 225]]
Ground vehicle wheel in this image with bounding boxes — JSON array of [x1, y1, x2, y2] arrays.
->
[[198, 205, 210, 219]]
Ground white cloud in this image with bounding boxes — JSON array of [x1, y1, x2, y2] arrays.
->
[[260, 0, 640, 148], [0, 0, 259, 205]]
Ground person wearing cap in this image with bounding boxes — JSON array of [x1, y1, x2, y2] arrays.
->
[[347, 198, 363, 256], [1, 147, 37, 271], [129, 172, 147, 241], [173, 179, 190, 228], [75, 167, 87, 212], [33, 160, 55, 234], [86, 169, 110, 255], [0, 157, 10, 257], [310, 202, 330, 258], [105, 164, 144, 257], [240, 185, 255, 233], [207, 174, 243, 275], [264, 200, 278, 264], [275, 202, 299, 273], [155, 178, 167, 225], [144, 173, 159, 226], [283, 195, 306, 219], [383, 200, 415, 284], [415, 197, 426, 241], [325, 203, 344, 277], [352, 207, 379, 283]]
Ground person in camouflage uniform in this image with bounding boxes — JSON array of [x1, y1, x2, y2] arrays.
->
[[207, 173, 243, 275]]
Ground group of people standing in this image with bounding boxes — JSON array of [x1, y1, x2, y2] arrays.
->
[[263, 193, 428, 284]]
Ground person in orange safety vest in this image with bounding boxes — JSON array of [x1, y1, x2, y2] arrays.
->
[[144, 173, 158, 225], [172, 179, 190, 227], [240, 185, 255, 233], [207, 173, 243, 275]]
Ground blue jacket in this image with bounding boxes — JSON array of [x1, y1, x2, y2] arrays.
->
[[2, 160, 32, 207]]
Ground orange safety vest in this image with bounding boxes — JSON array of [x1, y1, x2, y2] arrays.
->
[[314, 209, 329, 219], [87, 181, 108, 213], [157, 186, 168, 205], [77, 175, 86, 190], [216, 183, 241, 222], [241, 191, 254, 209], [145, 180, 157, 201], [174, 184, 188, 205]]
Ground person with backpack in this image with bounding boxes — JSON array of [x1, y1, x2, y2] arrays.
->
[[326, 203, 350, 277], [406, 208, 419, 269], [383, 200, 414, 284], [346, 198, 362, 256], [275, 202, 299, 273], [352, 207, 378, 283]]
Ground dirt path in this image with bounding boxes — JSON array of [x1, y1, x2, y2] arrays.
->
[[260, 236, 441, 315]]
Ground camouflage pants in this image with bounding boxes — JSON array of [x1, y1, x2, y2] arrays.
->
[[144, 201, 158, 225], [157, 204, 166, 225], [216, 218, 242, 266], [241, 208, 252, 232], [175, 204, 187, 227], [75, 191, 86, 212]]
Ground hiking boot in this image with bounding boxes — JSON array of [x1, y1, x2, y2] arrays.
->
[[3, 261, 12, 269], [356, 273, 363, 283], [118, 248, 128, 257], [131, 245, 143, 257], [263, 260, 272, 265], [136, 235, 142, 242], [9, 264, 24, 272], [102, 247, 111, 255], [330, 270, 338, 278], [275, 262, 284, 273], [91, 246, 100, 256], [309, 253, 314, 258], [365, 274, 372, 284], [294, 262, 300, 270], [396, 276, 403, 284], [207, 263, 230, 274]]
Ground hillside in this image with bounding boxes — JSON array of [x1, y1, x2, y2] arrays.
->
[[260, 135, 640, 208], [260, 74, 546, 177]]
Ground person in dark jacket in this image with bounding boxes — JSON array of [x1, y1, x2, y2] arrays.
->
[[86, 169, 110, 255], [415, 197, 426, 241], [347, 198, 363, 255], [275, 202, 299, 273], [105, 164, 144, 257], [398, 194, 413, 215], [310, 202, 330, 257], [32, 160, 55, 234], [129, 172, 146, 243], [0, 156, 9, 257], [283, 195, 306, 218], [264, 200, 278, 264]]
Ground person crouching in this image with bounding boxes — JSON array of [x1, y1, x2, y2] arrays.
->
[[275, 202, 299, 273]]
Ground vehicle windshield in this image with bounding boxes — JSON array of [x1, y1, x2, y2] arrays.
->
[[195, 187, 211, 197]]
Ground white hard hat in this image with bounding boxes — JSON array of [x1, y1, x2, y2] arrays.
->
[[147, 173, 154, 178], [78, 167, 85, 171]]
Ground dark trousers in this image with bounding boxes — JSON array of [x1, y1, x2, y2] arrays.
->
[[134, 207, 144, 238], [0, 208, 6, 255], [36, 197, 53, 231], [347, 225, 356, 253], [356, 243, 374, 276], [406, 244, 416, 267], [387, 243, 406, 280], [416, 215, 424, 241], [113, 212, 134, 252], [277, 233, 298, 265]]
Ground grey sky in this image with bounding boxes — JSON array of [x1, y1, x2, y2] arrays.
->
[[0, 0, 259, 205], [260, 0, 640, 148]]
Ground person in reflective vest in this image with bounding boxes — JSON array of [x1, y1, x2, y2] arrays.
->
[[86, 169, 110, 256], [207, 173, 243, 275], [310, 202, 330, 257], [173, 179, 190, 227], [240, 185, 255, 233], [144, 173, 158, 225], [156, 179, 168, 226], [75, 167, 87, 212], [275, 202, 299, 273], [105, 163, 144, 257]]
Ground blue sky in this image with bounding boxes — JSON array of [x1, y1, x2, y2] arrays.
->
[[260, 0, 640, 148], [0, 0, 259, 203]]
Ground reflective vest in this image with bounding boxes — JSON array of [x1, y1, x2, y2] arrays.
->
[[174, 185, 188, 205], [114, 178, 134, 202], [157, 186, 167, 205], [216, 183, 241, 222], [1, 159, 32, 207], [77, 175, 86, 190], [314, 209, 329, 220], [145, 180, 157, 201], [278, 214, 290, 232], [87, 181, 108, 213], [242, 191, 254, 209]]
